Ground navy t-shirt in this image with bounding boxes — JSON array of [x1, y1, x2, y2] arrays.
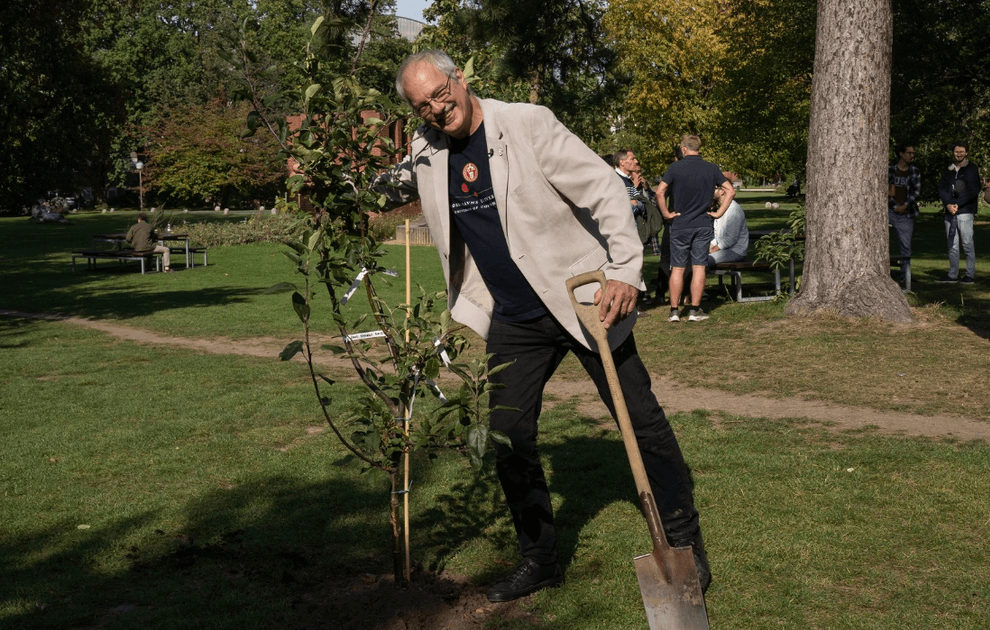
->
[[661, 155, 727, 230], [448, 123, 546, 322]]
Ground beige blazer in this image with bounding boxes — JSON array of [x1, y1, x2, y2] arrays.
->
[[387, 99, 644, 352]]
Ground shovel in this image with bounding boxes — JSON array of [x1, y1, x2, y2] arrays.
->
[[566, 270, 709, 630]]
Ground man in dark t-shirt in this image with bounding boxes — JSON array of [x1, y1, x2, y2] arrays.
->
[[387, 50, 710, 603], [657, 134, 735, 322]]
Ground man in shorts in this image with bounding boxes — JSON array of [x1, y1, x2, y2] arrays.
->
[[657, 134, 735, 321]]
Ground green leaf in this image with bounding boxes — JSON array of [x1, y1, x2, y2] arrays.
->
[[489, 430, 513, 448], [246, 110, 260, 132], [280, 340, 304, 361], [291, 291, 310, 323], [487, 360, 515, 376], [310, 15, 325, 37], [304, 84, 322, 103], [307, 227, 324, 251]]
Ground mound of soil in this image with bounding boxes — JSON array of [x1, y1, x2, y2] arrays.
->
[[280, 568, 537, 630]]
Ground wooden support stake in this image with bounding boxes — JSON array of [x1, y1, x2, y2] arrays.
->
[[403, 219, 412, 583]]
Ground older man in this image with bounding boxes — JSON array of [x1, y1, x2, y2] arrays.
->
[[383, 50, 709, 602], [614, 148, 662, 257]]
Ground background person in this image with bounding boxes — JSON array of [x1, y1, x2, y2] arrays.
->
[[613, 148, 662, 257], [657, 134, 735, 322], [708, 188, 748, 267], [125, 212, 171, 272], [936, 141, 980, 283], [888, 144, 921, 262]]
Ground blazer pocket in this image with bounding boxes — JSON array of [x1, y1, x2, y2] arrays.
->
[[568, 245, 609, 277]]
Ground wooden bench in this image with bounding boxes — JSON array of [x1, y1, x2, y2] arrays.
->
[[890, 255, 911, 292], [712, 260, 784, 302], [169, 246, 208, 267], [71, 249, 160, 274]]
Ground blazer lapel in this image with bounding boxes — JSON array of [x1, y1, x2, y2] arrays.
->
[[421, 130, 451, 253], [482, 101, 510, 237]]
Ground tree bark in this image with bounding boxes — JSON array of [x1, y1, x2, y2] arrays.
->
[[785, 0, 913, 322]]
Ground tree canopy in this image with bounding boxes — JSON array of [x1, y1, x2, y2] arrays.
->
[[1, 0, 988, 210]]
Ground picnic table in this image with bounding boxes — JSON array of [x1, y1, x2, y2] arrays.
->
[[92, 232, 194, 268]]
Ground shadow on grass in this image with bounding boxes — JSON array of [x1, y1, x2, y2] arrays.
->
[[417, 417, 663, 581], [0, 476, 393, 630], [1, 418, 678, 629], [50, 284, 261, 320], [2, 261, 262, 320]]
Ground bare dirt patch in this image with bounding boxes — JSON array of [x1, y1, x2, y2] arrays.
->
[[282, 569, 538, 630]]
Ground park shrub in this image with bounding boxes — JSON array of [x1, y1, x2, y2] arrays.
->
[[179, 212, 305, 247]]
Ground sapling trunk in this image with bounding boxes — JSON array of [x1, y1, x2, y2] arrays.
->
[[388, 469, 405, 583]]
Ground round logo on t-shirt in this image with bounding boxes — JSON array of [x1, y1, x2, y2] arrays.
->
[[462, 162, 479, 183]]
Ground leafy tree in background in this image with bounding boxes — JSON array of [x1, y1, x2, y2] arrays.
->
[[713, 0, 815, 183], [603, 0, 728, 174], [0, 0, 124, 209], [890, 0, 990, 198], [419, 0, 618, 144], [143, 100, 285, 208], [81, 0, 406, 193]]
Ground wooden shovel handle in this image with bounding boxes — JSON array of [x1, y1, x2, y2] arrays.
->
[[565, 271, 669, 553]]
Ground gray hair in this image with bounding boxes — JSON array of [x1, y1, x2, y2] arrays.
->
[[395, 49, 459, 104], [612, 149, 633, 166]]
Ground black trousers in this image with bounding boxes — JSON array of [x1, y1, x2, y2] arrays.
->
[[487, 313, 701, 564]]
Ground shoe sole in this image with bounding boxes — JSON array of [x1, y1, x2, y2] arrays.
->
[[687, 316, 708, 322], [668, 316, 680, 322], [486, 575, 565, 602]]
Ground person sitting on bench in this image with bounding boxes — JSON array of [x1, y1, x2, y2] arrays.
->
[[707, 188, 749, 268], [125, 212, 172, 272]]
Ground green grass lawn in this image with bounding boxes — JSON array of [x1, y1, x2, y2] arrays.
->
[[2, 202, 989, 629]]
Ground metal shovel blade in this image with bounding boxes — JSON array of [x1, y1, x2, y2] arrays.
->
[[635, 547, 709, 630], [565, 270, 709, 630]]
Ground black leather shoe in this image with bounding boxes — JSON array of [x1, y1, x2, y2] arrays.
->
[[486, 558, 564, 602]]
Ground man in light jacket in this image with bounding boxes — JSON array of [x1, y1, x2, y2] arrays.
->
[[383, 50, 709, 603]]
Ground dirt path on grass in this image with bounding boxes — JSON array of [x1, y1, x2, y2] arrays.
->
[[6, 309, 987, 443]]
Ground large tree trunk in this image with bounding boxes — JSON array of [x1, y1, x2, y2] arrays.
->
[[785, 0, 913, 322]]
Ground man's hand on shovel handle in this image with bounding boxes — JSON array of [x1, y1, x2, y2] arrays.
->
[[594, 279, 639, 329]]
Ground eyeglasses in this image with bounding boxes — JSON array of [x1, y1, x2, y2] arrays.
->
[[412, 74, 453, 118]]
